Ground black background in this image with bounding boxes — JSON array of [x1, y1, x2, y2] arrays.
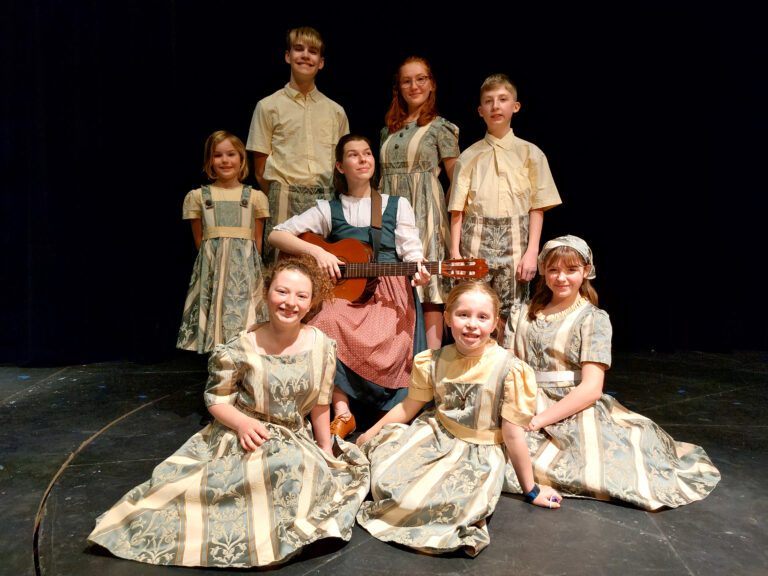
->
[[2, 2, 765, 365]]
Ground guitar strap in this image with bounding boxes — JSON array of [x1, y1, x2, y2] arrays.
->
[[370, 189, 382, 262]]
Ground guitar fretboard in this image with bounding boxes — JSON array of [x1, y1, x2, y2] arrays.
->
[[340, 261, 480, 279]]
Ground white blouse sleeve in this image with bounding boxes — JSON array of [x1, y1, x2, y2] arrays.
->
[[271, 200, 332, 236], [393, 196, 423, 262]]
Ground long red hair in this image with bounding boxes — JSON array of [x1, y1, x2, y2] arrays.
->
[[384, 56, 438, 134]]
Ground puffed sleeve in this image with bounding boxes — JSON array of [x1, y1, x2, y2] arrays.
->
[[393, 196, 424, 262], [579, 308, 612, 368], [204, 341, 242, 407], [407, 349, 435, 403], [500, 356, 538, 427], [436, 117, 460, 161], [272, 200, 332, 237], [182, 188, 202, 220], [379, 126, 390, 152], [252, 189, 270, 219], [316, 333, 337, 406]]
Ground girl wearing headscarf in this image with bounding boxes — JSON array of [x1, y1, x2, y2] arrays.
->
[[502, 235, 721, 510]]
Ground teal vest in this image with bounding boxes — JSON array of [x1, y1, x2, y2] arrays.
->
[[327, 196, 399, 263]]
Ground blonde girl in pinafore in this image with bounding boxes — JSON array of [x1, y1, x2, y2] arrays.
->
[[177, 130, 270, 353]]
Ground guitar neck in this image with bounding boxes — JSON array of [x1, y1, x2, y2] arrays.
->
[[341, 261, 441, 278]]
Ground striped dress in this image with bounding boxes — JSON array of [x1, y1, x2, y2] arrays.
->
[[357, 343, 537, 556], [88, 327, 370, 568], [503, 298, 721, 510], [380, 117, 459, 304], [176, 184, 269, 353]]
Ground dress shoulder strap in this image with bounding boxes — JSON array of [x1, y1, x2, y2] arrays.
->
[[370, 189, 382, 261], [240, 185, 251, 206], [201, 184, 213, 209]]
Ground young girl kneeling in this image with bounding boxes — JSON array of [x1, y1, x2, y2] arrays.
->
[[355, 281, 560, 557]]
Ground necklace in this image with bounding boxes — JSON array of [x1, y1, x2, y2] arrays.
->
[[536, 296, 587, 322]]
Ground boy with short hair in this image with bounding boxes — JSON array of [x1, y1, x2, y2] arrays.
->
[[246, 26, 349, 264], [447, 73, 562, 332]]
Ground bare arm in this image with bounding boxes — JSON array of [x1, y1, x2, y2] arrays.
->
[[208, 403, 271, 452], [253, 152, 270, 194], [449, 210, 463, 260], [517, 208, 543, 282], [356, 396, 426, 446], [502, 419, 561, 508], [190, 218, 202, 250], [526, 362, 605, 431], [310, 403, 333, 456], [268, 229, 344, 279]]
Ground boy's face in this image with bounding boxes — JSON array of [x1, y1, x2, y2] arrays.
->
[[285, 42, 324, 81], [478, 87, 520, 136]]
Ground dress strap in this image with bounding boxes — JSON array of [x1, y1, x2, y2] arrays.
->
[[240, 185, 252, 207], [201, 185, 213, 209], [369, 189, 382, 262]]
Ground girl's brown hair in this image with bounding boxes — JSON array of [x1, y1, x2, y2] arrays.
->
[[527, 247, 598, 320], [332, 134, 380, 197]]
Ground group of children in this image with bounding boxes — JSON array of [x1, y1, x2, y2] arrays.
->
[[86, 25, 722, 568]]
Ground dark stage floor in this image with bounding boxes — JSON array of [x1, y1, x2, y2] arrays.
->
[[2, 349, 767, 576]]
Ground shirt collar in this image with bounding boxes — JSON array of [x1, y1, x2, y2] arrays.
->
[[284, 82, 319, 102], [484, 129, 516, 150]]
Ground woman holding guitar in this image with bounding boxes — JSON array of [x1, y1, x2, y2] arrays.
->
[[268, 134, 431, 439]]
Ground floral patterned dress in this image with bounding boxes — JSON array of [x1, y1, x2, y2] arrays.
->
[[176, 184, 269, 353], [503, 297, 721, 510], [88, 327, 370, 568], [379, 117, 459, 304], [357, 342, 537, 556]]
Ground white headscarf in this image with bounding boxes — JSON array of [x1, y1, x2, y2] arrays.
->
[[537, 235, 596, 279]]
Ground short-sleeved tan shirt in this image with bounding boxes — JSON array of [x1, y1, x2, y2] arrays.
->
[[447, 130, 561, 217], [245, 84, 349, 188]]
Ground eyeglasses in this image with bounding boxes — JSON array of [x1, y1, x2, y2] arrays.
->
[[400, 75, 430, 88]]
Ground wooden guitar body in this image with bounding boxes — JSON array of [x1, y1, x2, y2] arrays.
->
[[298, 233, 378, 303], [282, 232, 489, 303]]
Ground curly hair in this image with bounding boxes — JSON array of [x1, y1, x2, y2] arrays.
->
[[263, 254, 335, 319]]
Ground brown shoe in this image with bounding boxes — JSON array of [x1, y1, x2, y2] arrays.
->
[[330, 413, 356, 440]]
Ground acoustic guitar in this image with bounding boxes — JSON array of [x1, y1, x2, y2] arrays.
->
[[289, 232, 489, 303]]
